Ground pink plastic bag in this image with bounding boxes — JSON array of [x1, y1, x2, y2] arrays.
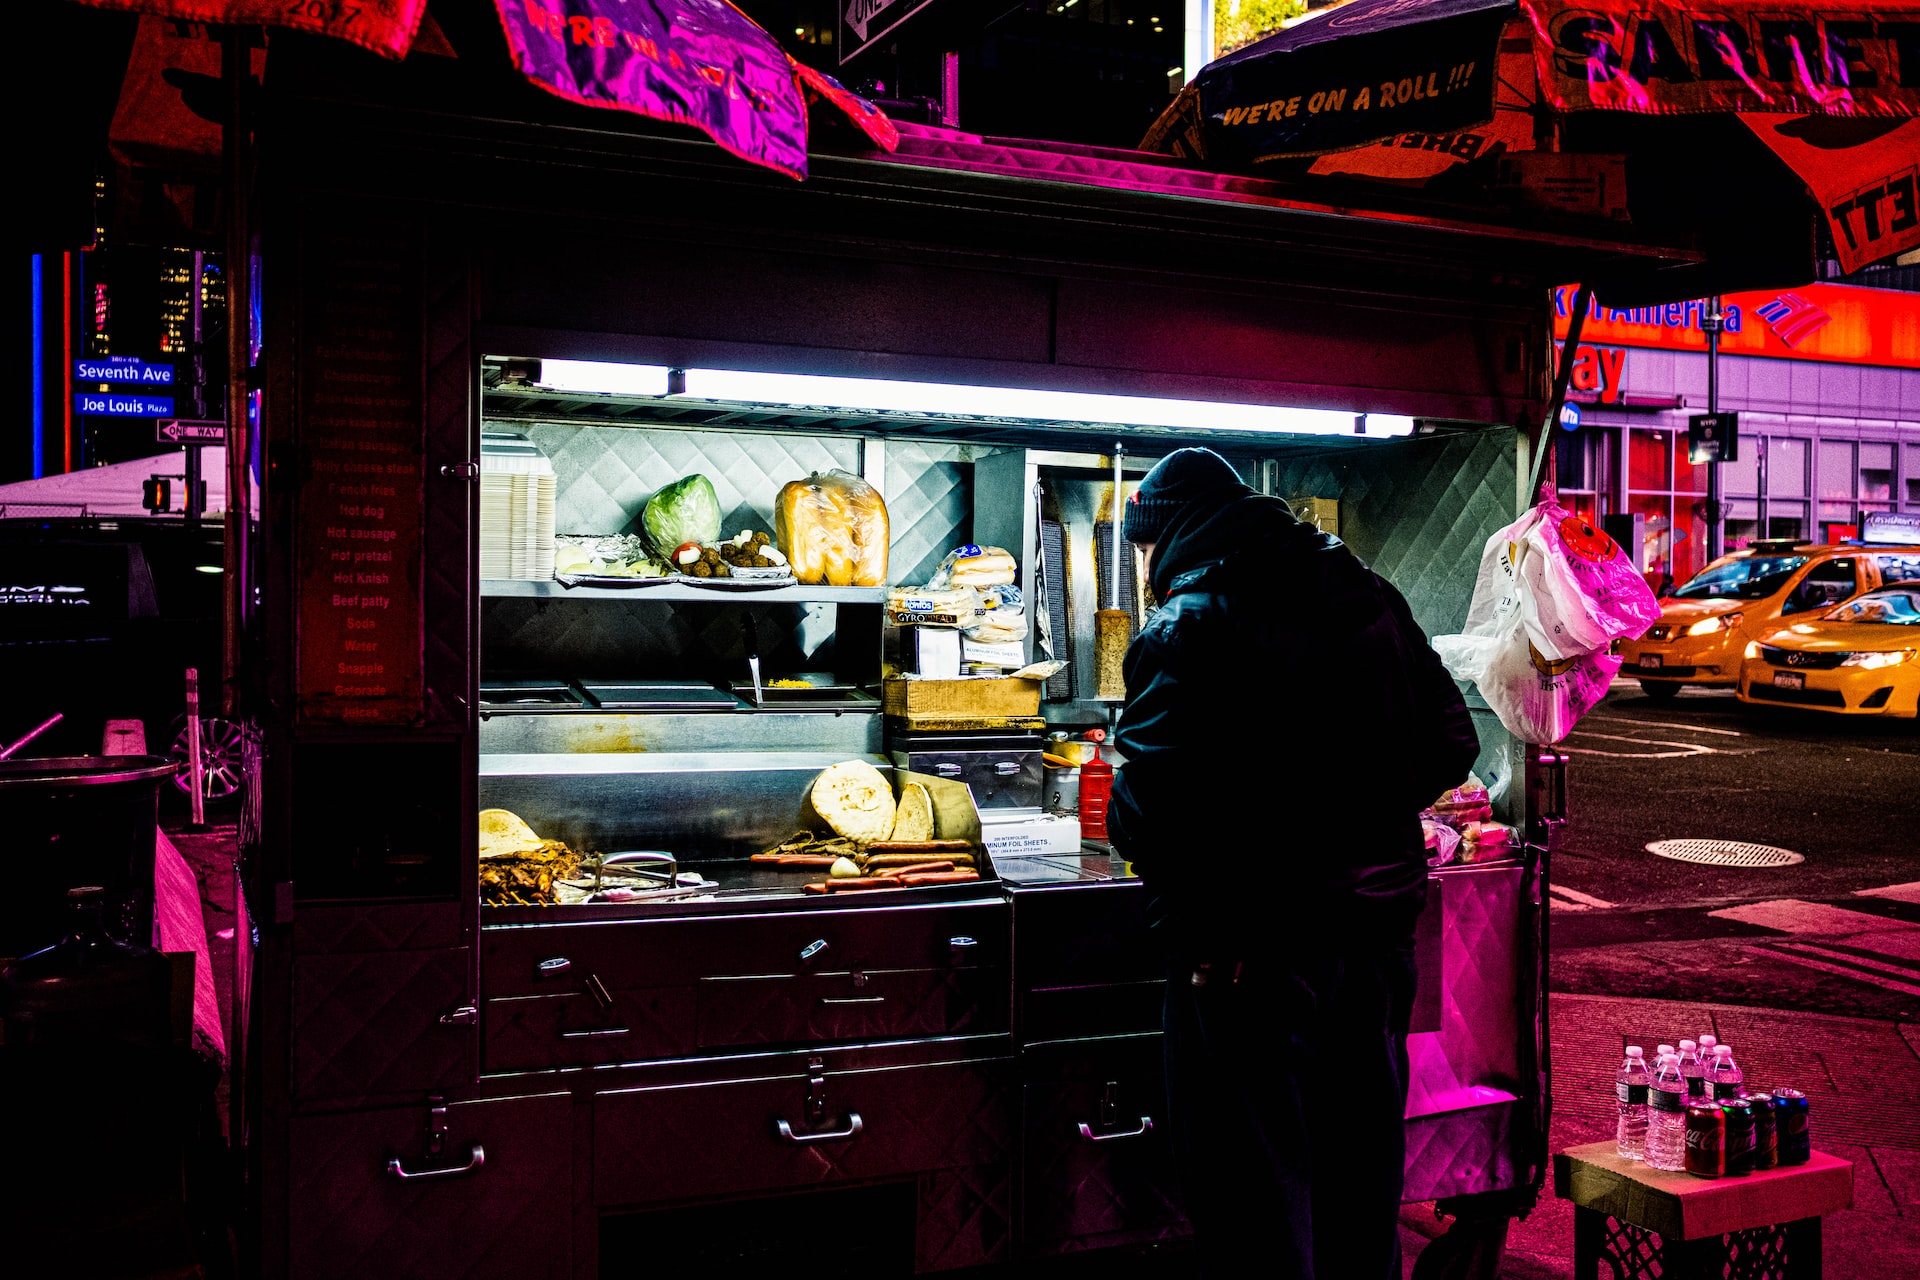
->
[[1433, 501, 1657, 744]]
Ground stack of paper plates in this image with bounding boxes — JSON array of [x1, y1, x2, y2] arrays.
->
[[481, 432, 556, 580]]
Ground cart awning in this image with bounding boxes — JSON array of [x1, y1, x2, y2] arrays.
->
[[72, 0, 896, 180]]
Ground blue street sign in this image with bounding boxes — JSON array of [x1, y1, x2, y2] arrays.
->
[[75, 392, 175, 418], [1558, 401, 1582, 431], [73, 356, 174, 385]]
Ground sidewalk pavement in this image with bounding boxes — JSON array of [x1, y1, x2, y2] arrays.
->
[[1402, 991, 1920, 1280]]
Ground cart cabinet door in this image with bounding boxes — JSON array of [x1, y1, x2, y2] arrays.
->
[[593, 1059, 1012, 1206], [288, 1091, 571, 1280], [292, 947, 472, 1103], [1019, 1038, 1187, 1257]]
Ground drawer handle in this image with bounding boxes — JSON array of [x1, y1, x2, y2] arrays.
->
[[993, 761, 1021, 776], [1078, 1117, 1154, 1143], [560, 1026, 629, 1039], [934, 764, 963, 777], [537, 957, 571, 979], [387, 1144, 485, 1181], [776, 1112, 864, 1144], [818, 996, 885, 1006]]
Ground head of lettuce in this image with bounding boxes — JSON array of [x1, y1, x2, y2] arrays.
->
[[642, 474, 722, 555]]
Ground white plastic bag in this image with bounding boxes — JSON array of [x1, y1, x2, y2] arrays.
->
[[1433, 500, 1654, 744]]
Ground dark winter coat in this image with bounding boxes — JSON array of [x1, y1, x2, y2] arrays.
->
[[1109, 493, 1480, 953]]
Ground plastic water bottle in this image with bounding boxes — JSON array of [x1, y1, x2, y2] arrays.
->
[[1707, 1044, 1744, 1100], [1677, 1039, 1705, 1098], [1645, 1053, 1690, 1171], [1617, 1046, 1651, 1159]]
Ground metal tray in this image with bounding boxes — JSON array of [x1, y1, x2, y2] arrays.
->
[[582, 681, 741, 710]]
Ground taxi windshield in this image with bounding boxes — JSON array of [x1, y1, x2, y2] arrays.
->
[[1672, 555, 1809, 601], [1822, 588, 1920, 625]]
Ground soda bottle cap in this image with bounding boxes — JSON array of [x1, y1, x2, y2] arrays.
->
[[1625, 1046, 1644, 1057], [1700, 1034, 1718, 1047], [1657, 1044, 1675, 1056], [1679, 1039, 1697, 1051], [1714, 1045, 1733, 1058]]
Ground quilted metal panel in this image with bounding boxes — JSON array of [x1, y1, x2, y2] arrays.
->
[[517, 422, 859, 538], [1264, 429, 1520, 641], [1402, 1103, 1520, 1203], [288, 1092, 571, 1280], [293, 902, 462, 955], [884, 440, 975, 588], [292, 947, 471, 1103], [1405, 866, 1525, 1119], [918, 1165, 1015, 1271], [593, 1059, 1013, 1206]]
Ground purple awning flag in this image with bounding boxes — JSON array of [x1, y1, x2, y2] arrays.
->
[[497, 0, 893, 179]]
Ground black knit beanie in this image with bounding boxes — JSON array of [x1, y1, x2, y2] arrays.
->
[[1122, 447, 1250, 544]]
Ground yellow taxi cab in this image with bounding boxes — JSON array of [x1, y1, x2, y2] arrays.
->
[[1616, 540, 1920, 701], [1737, 581, 1920, 718]]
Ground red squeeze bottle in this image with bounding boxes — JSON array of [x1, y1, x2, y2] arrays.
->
[[1078, 729, 1114, 842]]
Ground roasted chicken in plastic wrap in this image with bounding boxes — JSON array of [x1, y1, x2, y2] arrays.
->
[[479, 808, 583, 906]]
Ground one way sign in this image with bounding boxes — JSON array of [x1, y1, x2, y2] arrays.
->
[[156, 419, 226, 445]]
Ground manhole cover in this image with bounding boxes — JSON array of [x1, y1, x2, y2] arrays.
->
[[1646, 839, 1805, 868]]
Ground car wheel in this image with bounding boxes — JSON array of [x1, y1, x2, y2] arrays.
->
[[169, 716, 246, 804], [1639, 680, 1681, 701]]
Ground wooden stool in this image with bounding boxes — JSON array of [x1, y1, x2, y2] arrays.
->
[[1554, 1140, 1852, 1280]]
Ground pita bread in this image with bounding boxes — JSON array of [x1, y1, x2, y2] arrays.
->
[[810, 761, 897, 844], [889, 782, 935, 842], [479, 808, 544, 859]]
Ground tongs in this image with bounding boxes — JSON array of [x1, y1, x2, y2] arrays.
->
[[595, 851, 681, 891]]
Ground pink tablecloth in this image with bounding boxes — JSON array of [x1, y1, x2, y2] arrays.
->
[[153, 830, 225, 1065]]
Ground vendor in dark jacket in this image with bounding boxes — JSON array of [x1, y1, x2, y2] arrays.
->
[[1110, 447, 1480, 1280]]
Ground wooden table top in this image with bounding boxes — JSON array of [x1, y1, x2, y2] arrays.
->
[[1554, 1141, 1853, 1240]]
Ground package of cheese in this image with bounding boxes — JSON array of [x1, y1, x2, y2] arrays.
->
[[775, 470, 890, 587]]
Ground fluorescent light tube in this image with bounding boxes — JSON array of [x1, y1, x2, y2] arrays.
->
[[535, 360, 672, 396], [529, 359, 1413, 438], [677, 368, 1414, 438]]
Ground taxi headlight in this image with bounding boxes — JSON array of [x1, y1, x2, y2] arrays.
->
[[1687, 611, 1745, 637], [1743, 641, 1761, 660], [1839, 649, 1916, 669]]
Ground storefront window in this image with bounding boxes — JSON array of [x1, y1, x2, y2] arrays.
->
[[1818, 441, 1855, 503], [1725, 499, 1760, 551], [1860, 442, 1893, 503], [1629, 493, 1674, 591], [1673, 499, 1708, 582], [1723, 437, 1760, 497], [1767, 502, 1807, 541], [1673, 434, 1707, 494], [1629, 428, 1671, 491], [1907, 444, 1920, 508], [1555, 431, 1608, 516], [1769, 438, 1808, 498]]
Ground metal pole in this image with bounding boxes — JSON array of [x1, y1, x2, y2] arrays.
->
[[186, 667, 206, 829], [187, 249, 207, 525], [222, 27, 252, 717], [1705, 295, 1724, 562]]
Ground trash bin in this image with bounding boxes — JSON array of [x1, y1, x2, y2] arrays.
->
[[0, 756, 175, 957]]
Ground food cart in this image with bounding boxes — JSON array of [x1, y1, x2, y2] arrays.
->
[[246, 37, 1698, 1278]]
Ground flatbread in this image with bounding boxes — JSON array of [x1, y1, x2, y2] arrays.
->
[[889, 782, 935, 842], [810, 761, 897, 844], [479, 808, 543, 858]]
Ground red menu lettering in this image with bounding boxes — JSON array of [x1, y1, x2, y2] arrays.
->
[[295, 231, 425, 725]]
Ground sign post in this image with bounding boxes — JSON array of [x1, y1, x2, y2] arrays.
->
[[1703, 297, 1724, 561]]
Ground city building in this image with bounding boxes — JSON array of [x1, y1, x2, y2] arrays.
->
[[1551, 283, 1920, 589]]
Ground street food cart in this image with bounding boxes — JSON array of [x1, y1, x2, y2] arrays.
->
[[246, 36, 1698, 1278]]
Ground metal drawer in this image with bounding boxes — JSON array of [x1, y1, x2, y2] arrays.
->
[[593, 1057, 1012, 1206], [890, 747, 1042, 810], [484, 985, 695, 1072], [695, 965, 1007, 1050], [481, 900, 1009, 998]]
